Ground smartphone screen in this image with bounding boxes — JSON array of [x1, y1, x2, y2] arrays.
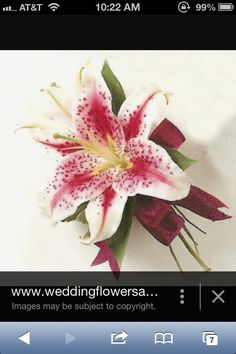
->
[[0, 1, 235, 353]]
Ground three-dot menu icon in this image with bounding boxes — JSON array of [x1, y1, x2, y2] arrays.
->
[[180, 289, 185, 304]]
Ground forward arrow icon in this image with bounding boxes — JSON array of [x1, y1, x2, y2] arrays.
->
[[65, 332, 77, 345]]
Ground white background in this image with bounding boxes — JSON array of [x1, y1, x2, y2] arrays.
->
[[0, 50, 235, 271]]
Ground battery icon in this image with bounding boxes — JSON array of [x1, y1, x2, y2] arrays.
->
[[218, 3, 234, 11]]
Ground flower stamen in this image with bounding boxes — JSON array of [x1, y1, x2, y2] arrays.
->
[[53, 132, 133, 170], [46, 88, 72, 121]]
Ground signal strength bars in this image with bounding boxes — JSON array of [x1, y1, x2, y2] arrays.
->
[[2, 6, 17, 11]]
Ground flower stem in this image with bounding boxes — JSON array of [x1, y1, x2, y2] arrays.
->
[[178, 232, 211, 272], [170, 206, 199, 253], [169, 245, 183, 272], [173, 205, 207, 235], [183, 224, 199, 254]]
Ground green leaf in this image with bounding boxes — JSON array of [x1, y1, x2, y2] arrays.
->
[[62, 202, 88, 222], [107, 198, 135, 267], [101, 60, 126, 115], [80, 229, 90, 241], [165, 147, 197, 170], [76, 210, 87, 224]]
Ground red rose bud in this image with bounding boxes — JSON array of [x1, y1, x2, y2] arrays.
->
[[135, 196, 184, 246]]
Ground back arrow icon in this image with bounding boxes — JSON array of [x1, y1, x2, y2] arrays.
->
[[18, 331, 30, 345]]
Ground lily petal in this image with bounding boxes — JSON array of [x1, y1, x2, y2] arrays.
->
[[16, 122, 77, 155], [19, 86, 74, 154], [150, 118, 186, 149], [48, 151, 117, 221], [32, 126, 79, 156], [118, 88, 163, 141], [74, 65, 125, 153], [38, 140, 79, 156], [113, 138, 191, 201], [83, 187, 127, 244]]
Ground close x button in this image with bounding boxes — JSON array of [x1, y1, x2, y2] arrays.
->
[[211, 290, 225, 304]]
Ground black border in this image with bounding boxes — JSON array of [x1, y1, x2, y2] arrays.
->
[[0, 15, 236, 50]]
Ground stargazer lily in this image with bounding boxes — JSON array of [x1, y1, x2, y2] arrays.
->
[[24, 65, 191, 244]]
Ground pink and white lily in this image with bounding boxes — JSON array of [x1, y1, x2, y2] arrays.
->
[[27, 65, 191, 244]]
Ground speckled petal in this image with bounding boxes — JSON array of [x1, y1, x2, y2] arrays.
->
[[33, 127, 80, 156], [113, 138, 191, 201], [82, 187, 127, 244], [38, 140, 80, 156], [118, 88, 162, 141], [74, 65, 125, 154], [47, 151, 117, 221]]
